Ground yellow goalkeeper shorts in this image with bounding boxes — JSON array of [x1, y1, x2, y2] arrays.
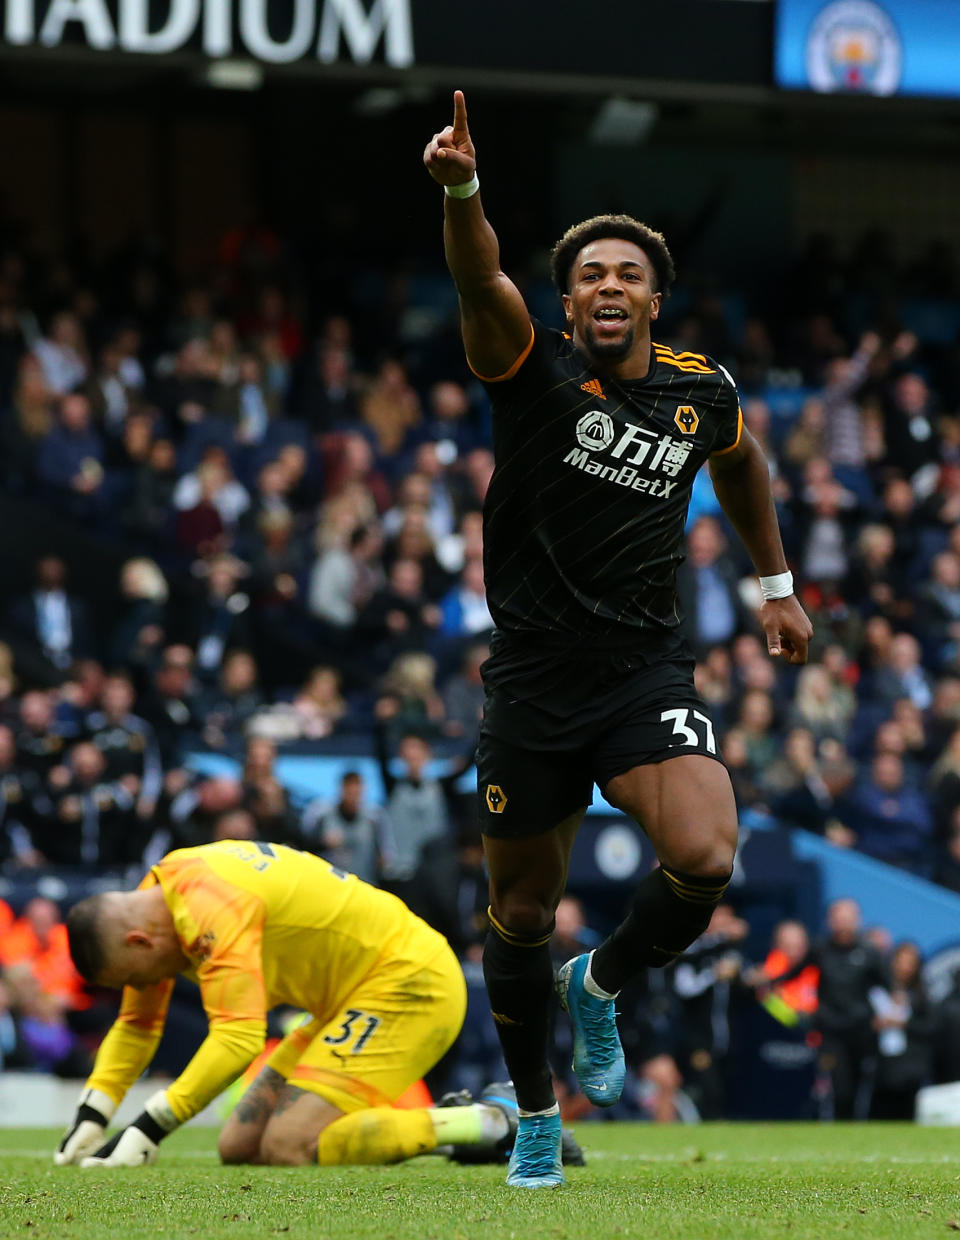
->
[[270, 941, 466, 1114]]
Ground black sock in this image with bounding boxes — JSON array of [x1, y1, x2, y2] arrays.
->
[[591, 866, 732, 994], [482, 908, 556, 1113]]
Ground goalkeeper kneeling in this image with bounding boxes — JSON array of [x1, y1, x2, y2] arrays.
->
[[54, 841, 517, 1168]]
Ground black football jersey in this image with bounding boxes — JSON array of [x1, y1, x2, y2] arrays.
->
[[480, 321, 742, 656]]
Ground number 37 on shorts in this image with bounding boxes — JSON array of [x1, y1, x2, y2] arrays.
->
[[659, 707, 716, 755]]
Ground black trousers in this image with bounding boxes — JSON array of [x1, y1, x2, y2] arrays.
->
[[819, 1028, 877, 1120]]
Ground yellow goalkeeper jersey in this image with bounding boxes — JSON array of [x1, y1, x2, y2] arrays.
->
[[85, 840, 451, 1123]]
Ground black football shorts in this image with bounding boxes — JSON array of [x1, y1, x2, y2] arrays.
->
[[476, 653, 724, 839]]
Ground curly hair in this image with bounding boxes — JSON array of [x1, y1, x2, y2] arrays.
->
[[550, 214, 676, 297]]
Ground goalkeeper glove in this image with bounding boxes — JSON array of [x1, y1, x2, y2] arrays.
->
[[54, 1088, 117, 1166], [81, 1090, 179, 1168]]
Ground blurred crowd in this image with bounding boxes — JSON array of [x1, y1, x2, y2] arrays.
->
[[0, 218, 959, 1112], [540, 893, 960, 1125]]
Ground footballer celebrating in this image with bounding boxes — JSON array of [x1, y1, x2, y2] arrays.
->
[[424, 92, 812, 1186], [54, 840, 519, 1169]]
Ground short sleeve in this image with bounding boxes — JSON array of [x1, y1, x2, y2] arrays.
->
[[710, 365, 743, 457]]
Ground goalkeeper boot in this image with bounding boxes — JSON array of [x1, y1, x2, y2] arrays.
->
[[556, 952, 625, 1107], [506, 1109, 563, 1188], [439, 1081, 516, 1164], [441, 1082, 586, 1167]]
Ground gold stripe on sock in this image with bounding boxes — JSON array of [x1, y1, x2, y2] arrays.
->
[[488, 907, 553, 948], [661, 869, 730, 904]]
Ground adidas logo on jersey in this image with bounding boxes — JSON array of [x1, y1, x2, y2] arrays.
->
[[580, 378, 606, 399]]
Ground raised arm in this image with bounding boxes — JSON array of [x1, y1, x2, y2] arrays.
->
[[423, 90, 532, 380], [708, 426, 813, 663]]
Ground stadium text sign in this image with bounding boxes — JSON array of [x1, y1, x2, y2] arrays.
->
[[2, 0, 414, 65]]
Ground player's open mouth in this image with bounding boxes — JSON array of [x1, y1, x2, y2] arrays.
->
[[592, 307, 629, 333]]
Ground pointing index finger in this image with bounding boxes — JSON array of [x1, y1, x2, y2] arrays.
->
[[452, 89, 468, 136]]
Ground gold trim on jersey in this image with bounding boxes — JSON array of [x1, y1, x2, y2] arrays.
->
[[469, 325, 536, 383], [652, 343, 715, 374], [710, 405, 744, 457]]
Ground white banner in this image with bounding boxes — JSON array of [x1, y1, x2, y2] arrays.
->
[[1, 0, 414, 66]]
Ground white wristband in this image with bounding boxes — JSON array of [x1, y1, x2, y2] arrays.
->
[[759, 571, 794, 601], [444, 173, 479, 200]]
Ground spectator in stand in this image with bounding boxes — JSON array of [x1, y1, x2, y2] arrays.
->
[[436, 508, 484, 577], [241, 736, 299, 845], [789, 664, 855, 744], [936, 808, 960, 893], [85, 672, 163, 822], [416, 380, 480, 459], [760, 726, 834, 834], [882, 370, 940, 487], [752, 920, 819, 1024], [210, 807, 258, 843], [460, 447, 494, 512], [676, 516, 747, 656], [35, 392, 105, 520], [6, 554, 94, 678], [874, 633, 935, 712], [164, 775, 244, 852], [291, 665, 347, 739], [796, 458, 857, 592], [307, 522, 384, 631], [32, 310, 88, 395], [672, 903, 749, 1119], [846, 752, 934, 874], [174, 445, 250, 535], [247, 509, 305, 621], [215, 353, 277, 445], [819, 331, 883, 501], [239, 459, 294, 546], [736, 688, 779, 781], [693, 646, 736, 735], [782, 397, 827, 474], [376, 729, 463, 944], [188, 554, 254, 683], [320, 431, 391, 512], [108, 557, 168, 679], [0, 974, 32, 1070], [441, 642, 487, 742], [376, 653, 446, 744], [764, 898, 887, 1120], [196, 649, 263, 750], [385, 508, 451, 601], [15, 690, 69, 782], [550, 895, 602, 967], [297, 342, 359, 433], [2, 355, 53, 491], [300, 770, 385, 885], [930, 728, 960, 840], [0, 723, 46, 869], [918, 550, 960, 670], [869, 941, 934, 1120], [87, 340, 136, 439], [35, 741, 138, 869], [357, 557, 443, 673], [0, 896, 87, 1013], [141, 645, 202, 766], [361, 358, 422, 458], [124, 433, 179, 543], [439, 557, 494, 640], [843, 524, 906, 627], [720, 726, 765, 812]]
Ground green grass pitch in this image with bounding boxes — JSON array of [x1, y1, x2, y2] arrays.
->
[[1, 1123, 959, 1240]]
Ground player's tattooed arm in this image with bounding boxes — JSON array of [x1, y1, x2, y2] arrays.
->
[[233, 1066, 286, 1126]]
